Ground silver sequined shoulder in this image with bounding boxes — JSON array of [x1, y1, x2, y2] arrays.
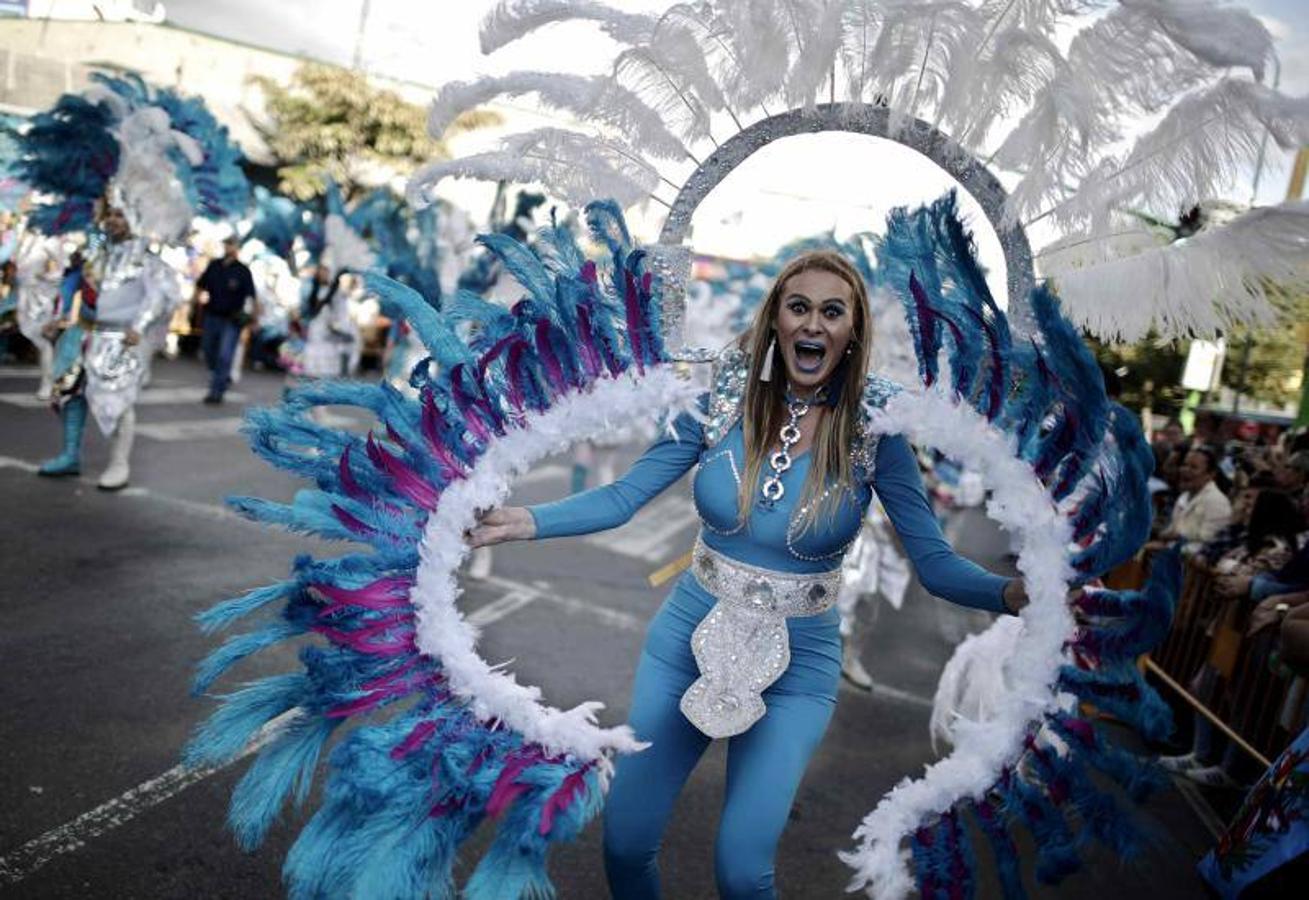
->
[[854, 374, 905, 480], [704, 346, 749, 447]]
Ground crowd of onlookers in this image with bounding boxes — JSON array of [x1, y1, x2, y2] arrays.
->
[[1145, 419, 1309, 786]]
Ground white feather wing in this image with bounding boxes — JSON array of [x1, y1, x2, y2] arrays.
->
[[1044, 200, 1309, 341]]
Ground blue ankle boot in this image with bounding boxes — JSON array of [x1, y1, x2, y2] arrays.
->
[[38, 396, 87, 477]]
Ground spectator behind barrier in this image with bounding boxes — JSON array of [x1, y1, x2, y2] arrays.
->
[[1148, 445, 1232, 556], [1194, 473, 1280, 571]]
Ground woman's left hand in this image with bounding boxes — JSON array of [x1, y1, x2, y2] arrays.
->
[[465, 506, 535, 548]]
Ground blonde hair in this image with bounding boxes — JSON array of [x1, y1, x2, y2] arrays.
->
[[735, 251, 873, 530]]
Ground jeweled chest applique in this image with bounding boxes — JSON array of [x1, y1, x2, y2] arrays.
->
[[701, 347, 901, 483]]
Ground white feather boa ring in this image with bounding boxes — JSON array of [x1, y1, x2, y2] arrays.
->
[[841, 389, 1076, 900]]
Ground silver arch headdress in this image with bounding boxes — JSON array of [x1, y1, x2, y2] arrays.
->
[[414, 0, 1308, 343]]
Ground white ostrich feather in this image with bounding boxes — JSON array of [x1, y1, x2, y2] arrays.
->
[[112, 107, 194, 242], [1056, 79, 1309, 232], [408, 127, 659, 209], [1125, 0, 1274, 81], [837, 0, 887, 103], [929, 615, 1024, 754], [1043, 200, 1309, 341], [977, 0, 1102, 35], [852, 1, 979, 129], [675, 0, 789, 111], [1074, 0, 1269, 114], [427, 72, 687, 160], [479, 0, 655, 54], [613, 43, 723, 143], [780, 0, 848, 107], [438, 0, 1296, 235], [716, 0, 794, 106], [993, 16, 1197, 222], [936, 25, 1063, 150]]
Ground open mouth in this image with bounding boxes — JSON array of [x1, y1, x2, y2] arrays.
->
[[793, 339, 827, 374]]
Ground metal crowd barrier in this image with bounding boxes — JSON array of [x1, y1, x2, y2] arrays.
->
[[1146, 555, 1306, 768]]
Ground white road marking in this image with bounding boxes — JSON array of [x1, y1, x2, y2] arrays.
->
[[0, 454, 39, 474], [467, 588, 537, 626], [0, 710, 299, 885], [0, 455, 254, 526], [479, 573, 644, 633], [0, 386, 248, 409], [0, 577, 570, 885], [135, 417, 246, 442], [543, 592, 645, 632]]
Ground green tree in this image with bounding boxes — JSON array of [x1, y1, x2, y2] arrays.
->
[[1219, 285, 1309, 408], [1087, 287, 1309, 419], [251, 63, 498, 201], [1088, 332, 1188, 415]]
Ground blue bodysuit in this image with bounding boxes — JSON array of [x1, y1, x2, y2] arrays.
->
[[528, 398, 1007, 899]]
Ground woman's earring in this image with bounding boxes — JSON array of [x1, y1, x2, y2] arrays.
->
[[760, 337, 776, 382]]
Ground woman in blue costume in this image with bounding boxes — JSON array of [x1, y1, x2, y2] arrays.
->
[[469, 250, 1029, 899]]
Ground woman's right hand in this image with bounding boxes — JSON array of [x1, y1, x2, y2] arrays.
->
[[466, 506, 536, 548]]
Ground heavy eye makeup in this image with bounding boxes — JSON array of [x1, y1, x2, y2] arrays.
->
[[784, 295, 849, 321]]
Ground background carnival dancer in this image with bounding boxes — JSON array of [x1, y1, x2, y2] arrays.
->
[[38, 202, 179, 488], [297, 262, 362, 380], [836, 502, 910, 690], [13, 233, 67, 400], [468, 250, 1030, 898], [14, 71, 249, 488], [292, 186, 373, 383]]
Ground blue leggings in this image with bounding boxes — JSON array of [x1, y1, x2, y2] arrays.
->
[[603, 575, 840, 899]]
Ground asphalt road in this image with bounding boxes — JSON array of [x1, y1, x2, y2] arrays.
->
[[0, 355, 1215, 899]]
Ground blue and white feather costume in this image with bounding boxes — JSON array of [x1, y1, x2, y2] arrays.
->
[[192, 193, 1176, 899]]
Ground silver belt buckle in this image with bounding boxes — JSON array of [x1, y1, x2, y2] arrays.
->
[[679, 537, 838, 738]]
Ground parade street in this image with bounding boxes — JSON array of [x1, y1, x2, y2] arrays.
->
[[1, 356, 1214, 899]]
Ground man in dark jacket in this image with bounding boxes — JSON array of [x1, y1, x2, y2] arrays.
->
[[195, 236, 255, 403]]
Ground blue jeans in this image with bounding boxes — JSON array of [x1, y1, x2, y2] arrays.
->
[[202, 315, 242, 399]]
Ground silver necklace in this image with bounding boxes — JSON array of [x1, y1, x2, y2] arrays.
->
[[760, 390, 820, 506]]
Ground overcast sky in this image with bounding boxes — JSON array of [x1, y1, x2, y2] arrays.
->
[[164, 0, 1309, 90], [161, 0, 1309, 271]]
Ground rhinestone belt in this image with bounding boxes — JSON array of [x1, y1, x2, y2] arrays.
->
[[678, 535, 841, 738]]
